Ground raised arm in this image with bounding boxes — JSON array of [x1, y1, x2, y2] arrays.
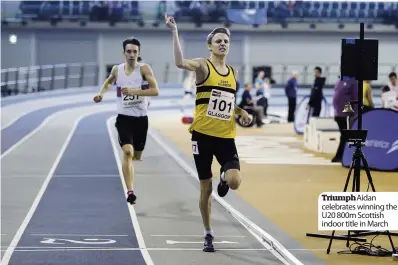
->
[[165, 13, 201, 71]]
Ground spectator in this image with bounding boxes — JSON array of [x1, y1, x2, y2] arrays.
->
[[331, 79, 358, 163], [189, 0, 204, 26], [285, 71, 298, 122], [381, 72, 398, 111], [388, 72, 398, 91], [308, 66, 326, 117], [239, 83, 264, 128]]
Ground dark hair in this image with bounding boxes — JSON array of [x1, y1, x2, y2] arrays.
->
[[123, 38, 141, 52], [382, 85, 390, 93], [389, 72, 397, 78], [206, 27, 230, 44], [314, 66, 322, 73]]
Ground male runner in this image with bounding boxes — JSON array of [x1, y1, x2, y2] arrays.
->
[[165, 14, 250, 252], [93, 37, 159, 205]]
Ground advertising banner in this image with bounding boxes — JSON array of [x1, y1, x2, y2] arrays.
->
[[342, 109, 398, 171], [294, 96, 331, 135]]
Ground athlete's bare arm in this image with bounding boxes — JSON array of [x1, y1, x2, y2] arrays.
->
[[121, 64, 159, 97], [94, 65, 117, 102], [165, 13, 208, 83]]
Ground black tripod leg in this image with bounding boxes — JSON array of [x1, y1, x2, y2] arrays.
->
[[353, 155, 361, 192], [346, 230, 351, 247], [327, 230, 336, 254], [360, 155, 376, 192], [344, 160, 355, 192], [386, 230, 397, 253]]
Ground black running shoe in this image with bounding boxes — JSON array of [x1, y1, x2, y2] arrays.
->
[[203, 234, 215, 252], [127, 190, 136, 205], [217, 169, 229, 197]]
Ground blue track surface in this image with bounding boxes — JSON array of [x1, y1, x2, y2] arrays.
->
[[0, 102, 195, 156], [8, 112, 146, 265], [1, 102, 92, 153]]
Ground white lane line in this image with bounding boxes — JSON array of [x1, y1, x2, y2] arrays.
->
[[0, 94, 184, 131], [1, 107, 112, 265], [10, 248, 270, 252], [0, 94, 102, 130], [107, 116, 154, 265], [30, 234, 128, 237], [151, 235, 246, 238], [148, 129, 304, 265], [0, 110, 108, 265], [0, 103, 111, 159]]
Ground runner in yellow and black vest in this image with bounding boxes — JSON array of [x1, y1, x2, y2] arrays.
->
[[190, 59, 238, 138], [166, 13, 250, 253]]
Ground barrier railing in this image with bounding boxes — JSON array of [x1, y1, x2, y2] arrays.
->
[[1, 62, 396, 97], [1, 63, 99, 97]]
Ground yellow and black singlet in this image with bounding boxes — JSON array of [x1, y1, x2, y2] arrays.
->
[[189, 59, 237, 139]]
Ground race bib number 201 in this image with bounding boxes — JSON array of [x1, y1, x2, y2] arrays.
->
[[123, 94, 143, 108], [206, 89, 235, 121]]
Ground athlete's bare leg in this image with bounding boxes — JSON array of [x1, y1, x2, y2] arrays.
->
[[122, 144, 135, 190], [199, 179, 213, 231], [224, 169, 241, 190]]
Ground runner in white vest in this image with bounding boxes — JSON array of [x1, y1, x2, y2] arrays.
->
[[93, 38, 159, 205]]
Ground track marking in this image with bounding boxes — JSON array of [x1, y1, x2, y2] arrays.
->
[[0, 103, 112, 159], [151, 235, 246, 238], [0, 246, 335, 251], [30, 234, 128, 237], [106, 116, 154, 265], [149, 129, 304, 265], [0, 112, 98, 265], [0, 94, 104, 130]]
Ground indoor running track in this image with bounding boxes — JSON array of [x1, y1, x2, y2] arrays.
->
[[1, 90, 317, 265]]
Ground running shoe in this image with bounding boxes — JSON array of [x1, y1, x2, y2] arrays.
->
[[217, 168, 229, 197], [127, 190, 136, 204], [203, 234, 215, 252]]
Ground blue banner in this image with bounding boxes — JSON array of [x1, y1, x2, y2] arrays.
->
[[226, 8, 267, 25], [342, 109, 398, 171]]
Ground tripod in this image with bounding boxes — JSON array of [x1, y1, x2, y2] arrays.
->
[[331, 130, 397, 254], [306, 128, 398, 254]]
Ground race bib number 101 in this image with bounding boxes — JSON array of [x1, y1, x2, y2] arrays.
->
[[123, 94, 143, 108], [206, 89, 235, 121]]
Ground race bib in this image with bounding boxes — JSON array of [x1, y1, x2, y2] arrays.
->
[[206, 89, 235, 121], [122, 94, 143, 108]]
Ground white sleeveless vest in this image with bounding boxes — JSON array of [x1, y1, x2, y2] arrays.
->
[[115, 63, 149, 117]]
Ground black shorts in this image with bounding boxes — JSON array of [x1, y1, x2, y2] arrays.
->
[[191, 130, 240, 180], [115, 114, 148, 151]]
